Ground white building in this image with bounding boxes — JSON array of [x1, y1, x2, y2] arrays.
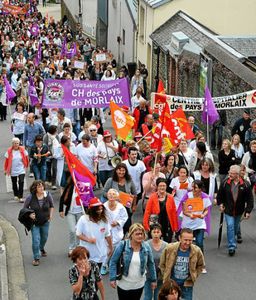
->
[[107, 0, 138, 65]]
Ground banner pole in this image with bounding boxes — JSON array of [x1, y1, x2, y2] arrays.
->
[[136, 126, 156, 145]]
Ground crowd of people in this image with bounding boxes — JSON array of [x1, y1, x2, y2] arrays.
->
[[1, 2, 256, 300]]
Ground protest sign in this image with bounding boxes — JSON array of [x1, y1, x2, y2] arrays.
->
[[42, 78, 131, 108], [151, 90, 256, 112]]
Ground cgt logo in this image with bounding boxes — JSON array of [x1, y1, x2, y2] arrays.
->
[[251, 91, 256, 104], [45, 83, 64, 102]]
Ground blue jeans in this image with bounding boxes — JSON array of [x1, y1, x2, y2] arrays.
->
[[73, 121, 81, 139], [31, 222, 50, 260], [32, 164, 47, 181], [66, 212, 83, 251], [224, 214, 241, 250], [144, 279, 161, 300], [210, 124, 223, 149], [180, 286, 193, 300], [193, 229, 204, 253]]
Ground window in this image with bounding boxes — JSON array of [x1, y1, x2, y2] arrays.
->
[[122, 29, 125, 45], [139, 5, 145, 42]]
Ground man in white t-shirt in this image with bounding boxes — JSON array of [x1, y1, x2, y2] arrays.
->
[[123, 146, 146, 202], [76, 134, 98, 175]]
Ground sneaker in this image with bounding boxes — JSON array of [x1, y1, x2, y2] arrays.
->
[[14, 196, 19, 201], [100, 265, 109, 275], [29, 173, 34, 178], [237, 236, 243, 244], [51, 185, 57, 190], [41, 249, 47, 257], [32, 259, 40, 266], [228, 249, 235, 257], [202, 268, 207, 274], [19, 198, 24, 203]]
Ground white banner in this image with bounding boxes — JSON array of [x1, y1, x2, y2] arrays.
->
[[151, 90, 256, 111]]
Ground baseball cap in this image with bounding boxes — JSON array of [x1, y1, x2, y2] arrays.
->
[[103, 130, 112, 137], [89, 197, 103, 208]]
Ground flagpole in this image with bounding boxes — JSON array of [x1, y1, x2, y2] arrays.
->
[[136, 126, 157, 144], [206, 108, 210, 145]]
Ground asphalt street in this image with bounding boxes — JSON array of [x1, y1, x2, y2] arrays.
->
[[1, 111, 256, 300]]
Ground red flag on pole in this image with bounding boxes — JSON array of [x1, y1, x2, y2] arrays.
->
[[61, 145, 96, 206]]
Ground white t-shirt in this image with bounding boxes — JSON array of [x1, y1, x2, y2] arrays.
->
[[5, 149, 28, 176], [76, 143, 98, 173], [97, 140, 119, 171], [118, 251, 146, 290], [76, 215, 111, 263], [181, 191, 211, 230], [170, 177, 194, 209], [180, 148, 193, 168], [104, 202, 128, 246], [123, 159, 146, 194]]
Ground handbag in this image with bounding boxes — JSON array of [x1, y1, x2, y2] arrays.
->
[[116, 240, 126, 280]]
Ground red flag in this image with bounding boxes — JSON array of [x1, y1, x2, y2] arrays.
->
[[157, 79, 165, 94], [61, 145, 96, 205], [151, 101, 169, 151], [171, 108, 195, 140]]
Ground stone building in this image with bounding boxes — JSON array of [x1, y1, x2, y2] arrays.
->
[[150, 11, 256, 133]]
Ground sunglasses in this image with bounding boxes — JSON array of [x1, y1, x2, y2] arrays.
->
[[90, 129, 97, 131]]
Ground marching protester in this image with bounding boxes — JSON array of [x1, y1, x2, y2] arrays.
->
[[102, 163, 136, 234], [69, 246, 105, 300], [144, 223, 168, 300], [101, 189, 128, 275], [76, 197, 113, 268], [159, 228, 205, 300], [231, 110, 251, 147], [218, 139, 237, 183], [143, 178, 178, 243], [23, 180, 54, 266], [4, 137, 29, 203], [178, 180, 212, 273], [109, 223, 157, 300], [217, 165, 254, 256]]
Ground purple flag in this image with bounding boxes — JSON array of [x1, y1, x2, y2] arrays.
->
[[202, 86, 219, 125], [4, 76, 16, 103], [29, 77, 39, 106], [34, 42, 41, 66], [30, 24, 40, 37], [73, 169, 94, 207]]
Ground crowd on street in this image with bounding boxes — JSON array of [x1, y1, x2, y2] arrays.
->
[[1, 1, 256, 300]]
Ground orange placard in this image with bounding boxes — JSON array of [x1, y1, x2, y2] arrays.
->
[[179, 182, 188, 189], [184, 197, 203, 213], [119, 192, 133, 208]]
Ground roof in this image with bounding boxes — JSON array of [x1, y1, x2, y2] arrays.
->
[[218, 36, 256, 58], [205, 42, 256, 88], [126, 0, 138, 26], [150, 10, 256, 88], [150, 11, 215, 53], [143, 0, 172, 9]]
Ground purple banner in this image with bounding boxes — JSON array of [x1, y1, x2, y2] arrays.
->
[[29, 77, 39, 106], [30, 24, 40, 36], [73, 170, 94, 207], [42, 78, 131, 108]]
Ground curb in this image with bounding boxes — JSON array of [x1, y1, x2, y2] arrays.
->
[[0, 216, 28, 300], [0, 227, 8, 300]]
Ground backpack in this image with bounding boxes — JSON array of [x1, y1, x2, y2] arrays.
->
[[18, 208, 35, 235]]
